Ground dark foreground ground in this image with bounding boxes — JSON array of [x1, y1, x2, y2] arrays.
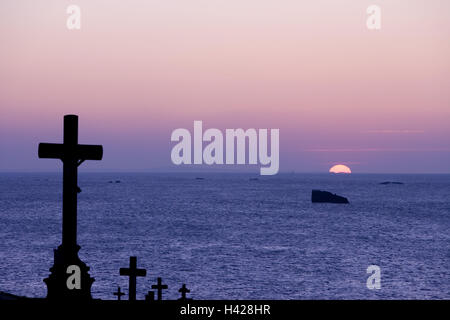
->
[[0, 295, 447, 319]]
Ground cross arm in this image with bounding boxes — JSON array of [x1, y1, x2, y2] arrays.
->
[[119, 268, 130, 276], [38, 143, 103, 161], [38, 143, 64, 159], [77, 144, 103, 161], [136, 270, 147, 277]]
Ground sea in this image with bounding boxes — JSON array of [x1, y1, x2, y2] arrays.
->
[[0, 172, 449, 300]]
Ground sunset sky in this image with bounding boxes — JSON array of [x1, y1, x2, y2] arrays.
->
[[1, 0, 449, 173]]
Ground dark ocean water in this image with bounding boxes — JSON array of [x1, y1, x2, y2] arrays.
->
[[0, 173, 449, 300]]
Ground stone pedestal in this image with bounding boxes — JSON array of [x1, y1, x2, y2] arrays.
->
[[44, 244, 94, 300]]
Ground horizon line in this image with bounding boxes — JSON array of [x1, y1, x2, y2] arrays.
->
[[1, 171, 449, 175]]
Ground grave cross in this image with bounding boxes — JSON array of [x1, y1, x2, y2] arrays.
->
[[120, 256, 147, 301], [145, 291, 155, 301], [113, 286, 125, 301], [178, 284, 191, 300], [151, 277, 168, 301]]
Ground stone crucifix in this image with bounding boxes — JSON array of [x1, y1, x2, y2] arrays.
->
[[39, 114, 103, 299]]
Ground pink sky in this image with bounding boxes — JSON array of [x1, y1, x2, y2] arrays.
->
[[1, 0, 449, 172]]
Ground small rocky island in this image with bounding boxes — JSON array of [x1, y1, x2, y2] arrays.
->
[[311, 190, 349, 204], [380, 181, 404, 185]]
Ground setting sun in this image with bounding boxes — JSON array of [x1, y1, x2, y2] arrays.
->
[[329, 164, 352, 174]]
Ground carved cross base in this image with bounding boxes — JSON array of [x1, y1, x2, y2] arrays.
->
[[44, 244, 94, 300]]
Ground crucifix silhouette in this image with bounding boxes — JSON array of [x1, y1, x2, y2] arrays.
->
[[178, 283, 191, 300], [39, 115, 103, 299], [113, 287, 125, 301], [120, 256, 147, 301], [152, 277, 168, 301]]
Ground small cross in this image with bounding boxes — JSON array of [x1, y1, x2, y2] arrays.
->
[[178, 283, 191, 300], [145, 291, 155, 301], [113, 286, 125, 301], [119, 256, 146, 301], [151, 277, 168, 301]]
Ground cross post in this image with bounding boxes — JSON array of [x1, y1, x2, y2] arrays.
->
[[145, 291, 155, 301], [151, 277, 168, 301], [178, 284, 191, 300], [119, 256, 147, 301], [114, 286, 125, 301]]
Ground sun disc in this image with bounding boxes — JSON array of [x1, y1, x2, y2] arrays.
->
[[329, 164, 351, 174]]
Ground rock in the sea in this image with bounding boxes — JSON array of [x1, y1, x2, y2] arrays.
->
[[311, 190, 349, 204], [380, 181, 404, 185]]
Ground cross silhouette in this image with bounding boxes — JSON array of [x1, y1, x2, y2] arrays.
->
[[119, 256, 146, 301], [39, 115, 102, 299], [39, 115, 102, 250], [145, 291, 155, 301], [151, 277, 168, 301], [178, 283, 191, 300], [113, 286, 125, 301]]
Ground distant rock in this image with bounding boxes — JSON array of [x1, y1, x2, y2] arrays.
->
[[380, 181, 404, 185], [311, 190, 349, 204], [195, 177, 205, 180], [249, 178, 259, 181]]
